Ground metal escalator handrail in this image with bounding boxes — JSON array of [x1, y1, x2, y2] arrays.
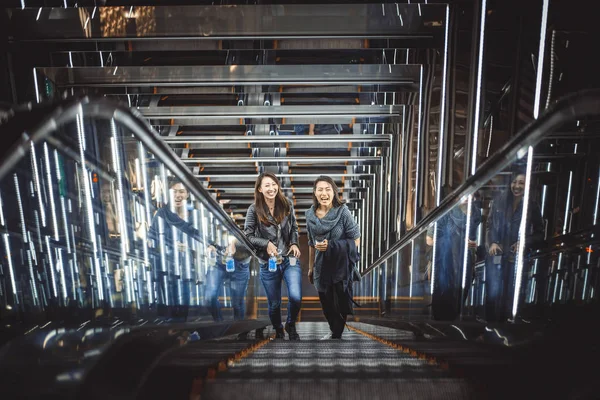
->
[[0, 96, 259, 256], [361, 88, 600, 277]]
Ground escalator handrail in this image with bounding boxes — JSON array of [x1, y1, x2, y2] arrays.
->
[[361, 88, 600, 277], [0, 96, 259, 257]]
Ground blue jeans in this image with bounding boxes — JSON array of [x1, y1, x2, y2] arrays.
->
[[484, 255, 515, 322], [259, 257, 302, 328], [205, 261, 250, 321]]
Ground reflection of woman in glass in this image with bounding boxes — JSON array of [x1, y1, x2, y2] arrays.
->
[[149, 179, 209, 311], [205, 236, 252, 323], [99, 181, 120, 238], [244, 172, 301, 340], [306, 176, 360, 340], [427, 194, 481, 320], [485, 170, 544, 322]]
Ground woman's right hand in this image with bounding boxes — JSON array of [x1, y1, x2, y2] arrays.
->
[[315, 239, 328, 252], [266, 241, 278, 257], [308, 269, 314, 284], [206, 245, 216, 256], [489, 243, 503, 256]]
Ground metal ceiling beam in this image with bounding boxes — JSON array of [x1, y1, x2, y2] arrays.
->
[[99, 86, 418, 96], [194, 173, 375, 182], [11, 4, 445, 41], [48, 49, 431, 67], [164, 134, 392, 144], [39, 65, 421, 87], [205, 187, 368, 194], [140, 105, 402, 121], [182, 156, 381, 164]]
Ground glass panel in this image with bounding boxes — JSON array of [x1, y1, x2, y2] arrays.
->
[[0, 104, 257, 393], [356, 145, 585, 322]]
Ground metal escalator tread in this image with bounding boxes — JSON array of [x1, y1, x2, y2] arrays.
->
[[200, 322, 471, 400], [137, 340, 258, 399]]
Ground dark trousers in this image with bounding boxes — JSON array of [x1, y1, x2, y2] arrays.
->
[[318, 281, 349, 338]]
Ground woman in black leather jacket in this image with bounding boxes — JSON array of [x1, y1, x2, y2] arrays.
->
[[244, 172, 302, 340]]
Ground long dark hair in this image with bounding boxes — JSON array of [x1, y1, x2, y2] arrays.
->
[[254, 172, 290, 225], [312, 175, 345, 210]]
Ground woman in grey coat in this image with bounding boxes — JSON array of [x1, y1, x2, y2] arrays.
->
[[306, 175, 360, 339]]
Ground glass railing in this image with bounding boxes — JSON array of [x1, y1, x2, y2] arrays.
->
[[356, 89, 600, 324], [0, 97, 264, 398]]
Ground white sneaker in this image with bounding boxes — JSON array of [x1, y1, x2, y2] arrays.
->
[[320, 333, 333, 340]]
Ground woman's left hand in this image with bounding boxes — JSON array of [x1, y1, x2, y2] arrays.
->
[[288, 244, 301, 257]]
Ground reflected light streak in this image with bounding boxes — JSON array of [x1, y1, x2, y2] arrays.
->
[[470, 0, 487, 175], [43, 144, 59, 241], [0, 191, 5, 226], [513, 146, 534, 318], [200, 203, 208, 278], [169, 188, 181, 280], [26, 249, 39, 306], [582, 269, 589, 301], [430, 225, 438, 294], [436, 4, 450, 207], [462, 195, 473, 290], [409, 241, 414, 298], [45, 236, 58, 298], [54, 150, 71, 254], [33, 210, 43, 253], [57, 248, 67, 303], [533, 0, 550, 119], [3, 233, 18, 303], [450, 325, 468, 340], [593, 166, 600, 227], [76, 110, 104, 301], [158, 216, 169, 305], [42, 330, 58, 349], [588, 166, 600, 265], [414, 66, 423, 225], [395, 254, 400, 298], [33, 68, 40, 103], [110, 121, 130, 258], [14, 174, 29, 243], [30, 143, 46, 227], [563, 171, 573, 234]]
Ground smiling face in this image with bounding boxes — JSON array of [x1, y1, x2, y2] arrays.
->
[[511, 174, 526, 198], [170, 183, 189, 209], [314, 180, 334, 209], [258, 176, 278, 201]]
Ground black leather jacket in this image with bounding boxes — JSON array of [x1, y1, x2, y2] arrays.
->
[[244, 199, 299, 262]]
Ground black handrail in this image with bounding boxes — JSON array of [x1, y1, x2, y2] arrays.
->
[[0, 96, 258, 256], [361, 88, 600, 276]]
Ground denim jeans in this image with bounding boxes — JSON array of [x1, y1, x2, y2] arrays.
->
[[484, 255, 515, 322], [259, 256, 302, 328], [205, 261, 250, 321]]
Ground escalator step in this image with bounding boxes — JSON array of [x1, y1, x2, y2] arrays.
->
[[199, 322, 472, 400]]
